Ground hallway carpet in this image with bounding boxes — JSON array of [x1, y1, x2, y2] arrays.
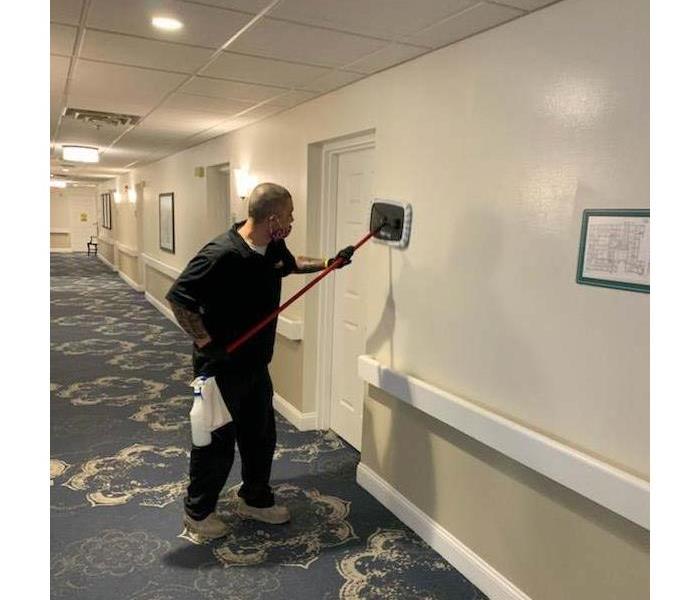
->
[[50, 253, 487, 600]]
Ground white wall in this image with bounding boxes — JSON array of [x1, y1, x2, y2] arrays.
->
[[126, 0, 648, 478], [50, 188, 71, 230], [50, 187, 98, 251]]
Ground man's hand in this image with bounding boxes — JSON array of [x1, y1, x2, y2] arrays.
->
[[328, 245, 354, 269]]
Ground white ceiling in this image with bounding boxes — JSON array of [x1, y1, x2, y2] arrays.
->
[[50, 0, 562, 181]]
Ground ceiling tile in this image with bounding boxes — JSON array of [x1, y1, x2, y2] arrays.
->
[[213, 103, 286, 130], [161, 92, 256, 115], [51, 0, 84, 25], [400, 2, 524, 49], [266, 89, 319, 108], [81, 30, 213, 73], [202, 52, 330, 88], [298, 70, 365, 94], [51, 55, 70, 94], [183, 76, 286, 103], [88, 0, 253, 49], [186, 1, 271, 12], [71, 60, 187, 109], [230, 17, 387, 68], [267, 0, 479, 40], [51, 94, 64, 136], [138, 107, 228, 135], [51, 24, 77, 56], [495, 0, 561, 10], [119, 126, 195, 147], [342, 43, 428, 75], [56, 117, 132, 148]]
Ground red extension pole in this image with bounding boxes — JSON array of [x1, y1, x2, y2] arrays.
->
[[225, 225, 381, 355]]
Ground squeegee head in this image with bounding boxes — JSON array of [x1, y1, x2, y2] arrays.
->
[[370, 200, 412, 249]]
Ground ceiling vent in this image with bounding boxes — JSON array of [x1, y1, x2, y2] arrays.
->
[[64, 107, 141, 129]]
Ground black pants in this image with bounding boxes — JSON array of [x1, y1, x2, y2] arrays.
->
[[184, 366, 276, 520]]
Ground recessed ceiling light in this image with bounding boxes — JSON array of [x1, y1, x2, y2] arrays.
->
[[152, 16, 183, 31], [62, 145, 99, 163]]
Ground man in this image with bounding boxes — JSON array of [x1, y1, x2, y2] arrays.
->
[[166, 182, 354, 539]]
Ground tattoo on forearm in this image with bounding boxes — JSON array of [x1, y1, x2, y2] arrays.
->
[[170, 302, 209, 340], [294, 256, 326, 274]]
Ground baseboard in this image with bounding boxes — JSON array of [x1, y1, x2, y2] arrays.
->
[[273, 392, 317, 431], [97, 253, 118, 271], [356, 462, 532, 600], [119, 270, 144, 292], [50, 248, 74, 253], [145, 292, 182, 331]]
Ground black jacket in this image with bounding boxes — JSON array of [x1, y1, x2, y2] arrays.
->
[[166, 227, 296, 375]]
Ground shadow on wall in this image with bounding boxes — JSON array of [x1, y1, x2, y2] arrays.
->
[[362, 241, 437, 520], [365, 249, 396, 367], [360, 200, 548, 529]]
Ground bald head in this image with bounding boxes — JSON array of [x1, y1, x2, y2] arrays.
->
[[247, 183, 292, 224]]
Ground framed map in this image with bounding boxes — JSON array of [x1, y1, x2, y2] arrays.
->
[[576, 208, 649, 293], [159, 192, 175, 253]]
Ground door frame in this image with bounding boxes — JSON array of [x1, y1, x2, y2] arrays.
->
[[314, 131, 375, 431]]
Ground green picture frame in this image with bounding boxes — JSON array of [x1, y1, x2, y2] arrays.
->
[[576, 208, 650, 293]]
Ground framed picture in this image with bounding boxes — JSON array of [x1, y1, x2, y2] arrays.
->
[[576, 208, 650, 293], [159, 192, 175, 253], [101, 193, 112, 230]]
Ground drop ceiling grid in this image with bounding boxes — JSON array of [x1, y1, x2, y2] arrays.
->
[[260, 0, 483, 40], [51, 0, 84, 26], [49, 0, 564, 177], [51, 23, 78, 56], [401, 2, 526, 48], [85, 0, 254, 49]]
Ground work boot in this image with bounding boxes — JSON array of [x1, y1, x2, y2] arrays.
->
[[183, 512, 230, 539], [236, 498, 290, 524]]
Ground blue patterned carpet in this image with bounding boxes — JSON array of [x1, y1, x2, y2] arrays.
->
[[50, 252, 487, 600]]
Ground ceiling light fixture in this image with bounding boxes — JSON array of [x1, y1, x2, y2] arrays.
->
[[62, 145, 99, 163], [50, 179, 67, 188], [152, 16, 183, 31]]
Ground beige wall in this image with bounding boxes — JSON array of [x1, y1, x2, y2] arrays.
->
[[145, 265, 176, 307], [118, 252, 141, 286], [50, 232, 71, 249], [97, 241, 114, 264], [50, 188, 70, 229], [114, 192, 139, 251], [109, 0, 648, 595], [269, 337, 304, 411], [364, 386, 649, 600]]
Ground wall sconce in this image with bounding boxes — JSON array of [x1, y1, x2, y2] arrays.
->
[[234, 168, 257, 199]]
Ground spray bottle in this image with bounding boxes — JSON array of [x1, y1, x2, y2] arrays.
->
[[190, 377, 211, 447]]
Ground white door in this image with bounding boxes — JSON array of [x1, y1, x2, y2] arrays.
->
[[329, 147, 374, 450], [69, 191, 98, 252]]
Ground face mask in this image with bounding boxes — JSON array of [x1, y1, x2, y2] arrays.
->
[[270, 220, 292, 241]]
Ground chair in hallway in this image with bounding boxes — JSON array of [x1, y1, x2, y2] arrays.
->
[[87, 222, 98, 256], [87, 236, 98, 256]]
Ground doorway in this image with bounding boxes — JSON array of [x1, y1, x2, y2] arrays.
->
[[314, 132, 375, 450], [69, 188, 98, 252]]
